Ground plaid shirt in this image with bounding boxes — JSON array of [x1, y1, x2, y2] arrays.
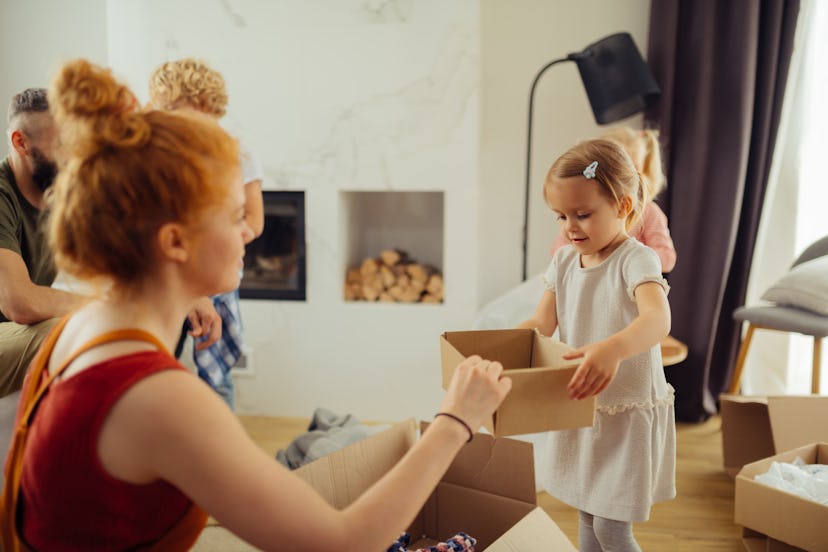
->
[[193, 290, 243, 388]]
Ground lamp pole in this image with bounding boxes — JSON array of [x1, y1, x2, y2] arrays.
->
[[522, 56, 572, 282]]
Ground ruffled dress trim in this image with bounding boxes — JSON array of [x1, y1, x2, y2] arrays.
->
[[596, 385, 675, 415]]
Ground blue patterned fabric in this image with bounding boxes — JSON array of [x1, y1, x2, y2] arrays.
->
[[193, 290, 243, 409]]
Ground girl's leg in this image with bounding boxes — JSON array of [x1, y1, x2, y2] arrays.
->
[[578, 511, 603, 552], [591, 515, 642, 552]]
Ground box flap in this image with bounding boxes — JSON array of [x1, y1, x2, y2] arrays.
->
[[295, 418, 417, 509], [496, 366, 595, 436], [420, 422, 536, 504], [719, 394, 774, 477], [530, 332, 579, 369], [767, 396, 828, 452], [418, 481, 536, 550], [441, 330, 533, 368], [484, 507, 577, 551]]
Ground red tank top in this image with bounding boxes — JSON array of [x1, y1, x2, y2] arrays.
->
[[19, 351, 193, 550]]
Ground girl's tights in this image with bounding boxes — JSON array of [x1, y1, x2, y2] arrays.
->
[[578, 511, 642, 552]]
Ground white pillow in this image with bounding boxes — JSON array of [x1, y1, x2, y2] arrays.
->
[[761, 256, 828, 316]]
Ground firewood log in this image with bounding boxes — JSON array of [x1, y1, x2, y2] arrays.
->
[[346, 267, 362, 284], [379, 265, 396, 289], [344, 283, 356, 301], [422, 293, 442, 303], [409, 279, 425, 294], [360, 258, 380, 278], [406, 263, 432, 284], [361, 273, 382, 301], [380, 249, 407, 267], [426, 273, 443, 295], [349, 282, 364, 300], [399, 287, 424, 302]]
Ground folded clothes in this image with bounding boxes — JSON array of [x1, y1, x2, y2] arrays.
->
[[386, 531, 477, 552], [275, 407, 374, 469]]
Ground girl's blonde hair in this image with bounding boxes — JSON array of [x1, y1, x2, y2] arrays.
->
[[599, 126, 665, 199], [47, 59, 239, 290], [545, 138, 647, 230], [147, 58, 228, 117]]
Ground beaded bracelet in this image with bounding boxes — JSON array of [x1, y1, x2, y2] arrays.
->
[[434, 412, 473, 443]]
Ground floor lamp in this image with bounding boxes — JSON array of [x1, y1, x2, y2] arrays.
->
[[521, 32, 661, 281]]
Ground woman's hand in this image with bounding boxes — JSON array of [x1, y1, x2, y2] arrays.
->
[[563, 342, 622, 400], [438, 355, 512, 434]]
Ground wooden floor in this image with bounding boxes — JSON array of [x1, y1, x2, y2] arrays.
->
[[238, 414, 744, 551]]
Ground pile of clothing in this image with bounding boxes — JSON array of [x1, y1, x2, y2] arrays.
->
[[386, 531, 476, 552]]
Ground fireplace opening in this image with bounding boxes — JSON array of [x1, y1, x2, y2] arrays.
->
[[239, 191, 306, 301]]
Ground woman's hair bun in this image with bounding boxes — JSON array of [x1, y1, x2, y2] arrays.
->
[[49, 58, 150, 156]]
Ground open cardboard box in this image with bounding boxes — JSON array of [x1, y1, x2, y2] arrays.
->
[[735, 442, 828, 551], [719, 394, 828, 477], [440, 329, 595, 436], [295, 418, 577, 551]]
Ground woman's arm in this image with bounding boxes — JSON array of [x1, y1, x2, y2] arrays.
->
[[563, 281, 670, 399], [98, 356, 510, 552], [516, 288, 558, 337]]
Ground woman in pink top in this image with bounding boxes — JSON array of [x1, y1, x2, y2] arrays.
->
[[551, 127, 676, 273]]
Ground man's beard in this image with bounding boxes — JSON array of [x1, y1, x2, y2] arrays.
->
[[31, 146, 58, 192]]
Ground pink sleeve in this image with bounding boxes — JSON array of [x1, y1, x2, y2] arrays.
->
[[633, 203, 677, 273], [550, 233, 568, 257]]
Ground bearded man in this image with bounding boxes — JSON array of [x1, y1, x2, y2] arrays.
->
[[0, 88, 80, 396]]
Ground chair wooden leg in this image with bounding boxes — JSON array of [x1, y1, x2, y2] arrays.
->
[[813, 337, 823, 394], [728, 324, 757, 394]]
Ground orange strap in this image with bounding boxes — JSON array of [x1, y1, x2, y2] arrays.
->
[[0, 317, 206, 551]]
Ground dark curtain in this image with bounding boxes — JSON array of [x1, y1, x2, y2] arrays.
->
[[645, 0, 800, 422]]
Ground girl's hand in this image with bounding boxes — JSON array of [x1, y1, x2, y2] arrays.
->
[[563, 343, 621, 400], [439, 355, 512, 433]]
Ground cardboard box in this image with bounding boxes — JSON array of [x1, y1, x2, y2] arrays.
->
[[720, 395, 828, 477], [295, 418, 577, 551], [440, 329, 595, 436], [735, 442, 828, 551]]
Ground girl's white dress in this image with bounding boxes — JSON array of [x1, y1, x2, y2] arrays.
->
[[542, 238, 676, 522]]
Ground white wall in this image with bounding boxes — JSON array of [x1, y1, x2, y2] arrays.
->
[[1, 0, 653, 420], [103, 0, 480, 421], [0, 0, 108, 110]]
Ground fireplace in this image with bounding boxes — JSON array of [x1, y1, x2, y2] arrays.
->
[[239, 191, 306, 301]]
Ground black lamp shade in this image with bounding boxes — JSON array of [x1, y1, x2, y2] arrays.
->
[[572, 32, 660, 125]]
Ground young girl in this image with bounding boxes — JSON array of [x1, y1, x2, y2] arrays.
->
[[550, 127, 676, 273], [148, 57, 265, 409], [0, 59, 511, 551], [519, 139, 675, 551]]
